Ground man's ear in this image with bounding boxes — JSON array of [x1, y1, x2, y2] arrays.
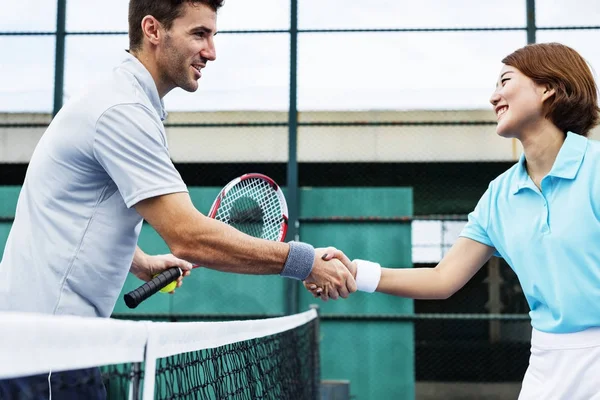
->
[[141, 15, 162, 46]]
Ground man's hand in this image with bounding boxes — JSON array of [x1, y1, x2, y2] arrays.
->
[[130, 252, 193, 294], [304, 249, 357, 300], [303, 247, 357, 301]]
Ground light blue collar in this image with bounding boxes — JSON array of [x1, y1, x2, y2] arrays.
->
[[511, 132, 587, 194]]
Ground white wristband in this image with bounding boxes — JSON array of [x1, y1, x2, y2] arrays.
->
[[354, 259, 381, 293]]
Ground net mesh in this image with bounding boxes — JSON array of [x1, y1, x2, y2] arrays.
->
[[0, 310, 319, 400], [215, 178, 284, 241], [154, 320, 317, 400]]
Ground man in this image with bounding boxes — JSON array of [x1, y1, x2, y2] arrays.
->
[[0, 1, 355, 320], [0, 1, 355, 397]]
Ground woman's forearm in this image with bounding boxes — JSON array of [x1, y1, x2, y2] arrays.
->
[[376, 267, 453, 300]]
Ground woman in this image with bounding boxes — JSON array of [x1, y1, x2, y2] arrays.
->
[[307, 42, 600, 399]]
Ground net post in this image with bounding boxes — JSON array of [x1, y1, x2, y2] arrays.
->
[[142, 324, 157, 400], [285, 0, 300, 316], [309, 304, 321, 400], [526, 0, 536, 44], [53, 0, 66, 117]]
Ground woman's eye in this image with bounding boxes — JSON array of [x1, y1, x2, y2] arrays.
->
[[501, 78, 510, 86]]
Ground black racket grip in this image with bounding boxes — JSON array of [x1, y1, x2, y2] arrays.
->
[[124, 267, 182, 309]]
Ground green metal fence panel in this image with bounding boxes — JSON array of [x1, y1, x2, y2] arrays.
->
[[169, 269, 286, 315], [299, 187, 414, 400], [0, 223, 11, 252], [320, 321, 415, 400], [299, 187, 412, 219], [299, 222, 412, 315], [0, 186, 20, 218]]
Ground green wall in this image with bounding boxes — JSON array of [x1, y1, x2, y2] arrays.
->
[[0, 186, 414, 399], [298, 188, 414, 399]]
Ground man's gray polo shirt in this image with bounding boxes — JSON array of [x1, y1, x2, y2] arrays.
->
[[0, 53, 188, 317]]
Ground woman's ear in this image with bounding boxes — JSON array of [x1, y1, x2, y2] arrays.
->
[[542, 86, 555, 102]]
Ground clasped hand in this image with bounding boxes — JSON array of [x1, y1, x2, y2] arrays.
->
[[303, 248, 357, 301]]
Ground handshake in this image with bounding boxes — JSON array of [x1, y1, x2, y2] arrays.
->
[[302, 247, 381, 301]]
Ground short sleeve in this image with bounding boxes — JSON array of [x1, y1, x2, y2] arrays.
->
[[459, 184, 496, 249], [94, 104, 188, 208]]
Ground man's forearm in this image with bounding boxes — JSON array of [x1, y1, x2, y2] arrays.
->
[[171, 216, 291, 275], [134, 193, 312, 279], [130, 246, 148, 272]]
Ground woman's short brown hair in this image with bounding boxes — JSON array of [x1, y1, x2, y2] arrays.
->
[[502, 42, 600, 137]]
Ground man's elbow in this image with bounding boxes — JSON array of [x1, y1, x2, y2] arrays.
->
[[170, 243, 190, 262], [161, 214, 205, 262], [168, 233, 200, 262]]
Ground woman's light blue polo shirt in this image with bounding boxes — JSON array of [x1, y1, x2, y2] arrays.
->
[[460, 132, 600, 333]]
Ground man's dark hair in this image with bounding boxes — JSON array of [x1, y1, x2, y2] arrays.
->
[[129, 0, 224, 52]]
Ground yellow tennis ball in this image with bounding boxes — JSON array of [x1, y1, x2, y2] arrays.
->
[[154, 274, 178, 293]]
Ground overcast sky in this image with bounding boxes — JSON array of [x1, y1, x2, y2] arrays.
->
[[1, 0, 600, 113]]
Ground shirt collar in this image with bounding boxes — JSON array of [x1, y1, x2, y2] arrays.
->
[[511, 155, 532, 194], [119, 51, 168, 121], [511, 132, 587, 195], [548, 131, 588, 179]]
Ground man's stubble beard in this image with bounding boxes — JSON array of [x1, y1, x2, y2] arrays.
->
[[162, 34, 196, 93]]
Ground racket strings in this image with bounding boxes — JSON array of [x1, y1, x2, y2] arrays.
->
[[215, 178, 283, 241]]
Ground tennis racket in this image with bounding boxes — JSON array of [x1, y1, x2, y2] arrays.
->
[[123, 173, 288, 309]]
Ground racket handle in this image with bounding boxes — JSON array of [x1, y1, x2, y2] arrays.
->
[[123, 267, 182, 309]]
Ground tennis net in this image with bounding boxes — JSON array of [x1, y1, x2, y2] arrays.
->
[[0, 309, 320, 400]]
